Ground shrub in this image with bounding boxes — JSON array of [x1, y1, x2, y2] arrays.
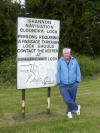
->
[[0, 55, 16, 85], [75, 55, 100, 77]]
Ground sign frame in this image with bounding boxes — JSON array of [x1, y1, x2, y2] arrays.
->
[[16, 17, 60, 89]]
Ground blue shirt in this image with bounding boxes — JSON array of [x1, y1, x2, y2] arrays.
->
[[56, 56, 81, 84]]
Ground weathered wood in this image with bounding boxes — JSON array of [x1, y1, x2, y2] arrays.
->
[[47, 87, 51, 114], [22, 89, 25, 118]]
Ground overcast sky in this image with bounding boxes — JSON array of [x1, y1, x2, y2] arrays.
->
[[12, 0, 25, 5]]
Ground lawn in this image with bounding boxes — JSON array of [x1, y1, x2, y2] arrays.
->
[[0, 76, 100, 133]]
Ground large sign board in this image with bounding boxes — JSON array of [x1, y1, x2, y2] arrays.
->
[[17, 17, 60, 89]]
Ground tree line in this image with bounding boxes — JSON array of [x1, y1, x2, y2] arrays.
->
[[0, 0, 100, 60]]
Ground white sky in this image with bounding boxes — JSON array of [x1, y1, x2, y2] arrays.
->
[[12, 0, 25, 5]]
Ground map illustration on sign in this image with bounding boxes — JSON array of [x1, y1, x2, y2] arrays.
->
[[17, 62, 56, 88], [20, 63, 42, 83]]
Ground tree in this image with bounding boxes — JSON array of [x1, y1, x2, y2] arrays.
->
[[26, 0, 100, 56], [0, 0, 100, 59], [0, 0, 25, 60]]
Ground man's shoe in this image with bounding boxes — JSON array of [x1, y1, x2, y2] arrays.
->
[[67, 112, 73, 119], [75, 105, 81, 115]]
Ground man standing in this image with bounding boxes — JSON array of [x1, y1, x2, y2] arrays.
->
[[56, 48, 81, 118]]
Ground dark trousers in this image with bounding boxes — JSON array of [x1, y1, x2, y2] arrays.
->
[[59, 82, 78, 114]]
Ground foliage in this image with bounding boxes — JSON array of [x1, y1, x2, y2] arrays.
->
[[0, 0, 100, 60], [0, 0, 25, 60], [76, 55, 100, 77], [26, 0, 100, 56], [0, 55, 16, 85]]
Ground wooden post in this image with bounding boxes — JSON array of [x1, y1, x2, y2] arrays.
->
[[22, 89, 25, 118], [47, 87, 51, 114]]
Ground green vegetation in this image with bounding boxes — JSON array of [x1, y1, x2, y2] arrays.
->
[[0, 1, 100, 132], [77, 56, 100, 77], [0, 55, 16, 85], [0, 0, 25, 60], [26, 0, 100, 56], [0, 0, 100, 60], [0, 77, 100, 133]]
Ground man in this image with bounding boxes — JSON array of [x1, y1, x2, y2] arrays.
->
[[56, 48, 81, 118]]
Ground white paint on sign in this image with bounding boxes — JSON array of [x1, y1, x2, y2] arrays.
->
[[17, 17, 60, 89]]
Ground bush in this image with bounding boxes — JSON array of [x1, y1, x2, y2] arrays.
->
[[0, 55, 16, 85], [74, 55, 100, 78]]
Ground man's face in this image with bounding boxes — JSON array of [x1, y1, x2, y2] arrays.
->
[[63, 50, 70, 60]]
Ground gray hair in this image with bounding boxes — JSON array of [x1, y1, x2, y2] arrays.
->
[[63, 48, 71, 54]]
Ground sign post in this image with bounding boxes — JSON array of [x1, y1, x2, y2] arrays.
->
[[17, 17, 60, 117], [47, 87, 51, 114], [22, 89, 25, 118]]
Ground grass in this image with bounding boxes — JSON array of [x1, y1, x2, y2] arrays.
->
[[0, 75, 100, 133], [76, 55, 100, 77]]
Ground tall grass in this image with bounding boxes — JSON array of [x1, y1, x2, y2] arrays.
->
[[0, 55, 16, 85], [76, 55, 100, 77]]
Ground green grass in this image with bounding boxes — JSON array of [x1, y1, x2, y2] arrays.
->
[[0, 75, 100, 133], [76, 55, 100, 77]]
